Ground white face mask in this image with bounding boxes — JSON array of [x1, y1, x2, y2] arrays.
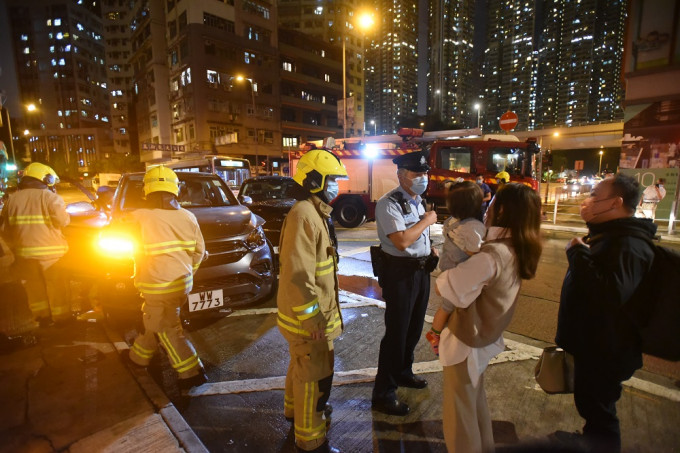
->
[[324, 180, 339, 201], [410, 175, 428, 195]]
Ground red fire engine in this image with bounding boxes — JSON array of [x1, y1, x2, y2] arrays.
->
[[291, 128, 540, 227]]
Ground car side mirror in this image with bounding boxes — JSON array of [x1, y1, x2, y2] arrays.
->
[[239, 195, 253, 205]]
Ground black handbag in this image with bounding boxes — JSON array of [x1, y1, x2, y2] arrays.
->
[[535, 346, 575, 394]]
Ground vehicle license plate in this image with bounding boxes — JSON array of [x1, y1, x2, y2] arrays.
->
[[188, 289, 224, 312]]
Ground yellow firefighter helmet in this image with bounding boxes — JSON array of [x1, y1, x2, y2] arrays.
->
[[495, 171, 510, 184], [23, 162, 59, 186], [144, 165, 180, 196], [293, 149, 348, 193]]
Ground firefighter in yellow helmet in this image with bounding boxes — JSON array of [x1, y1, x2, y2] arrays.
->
[[127, 165, 208, 391], [0, 162, 71, 327], [279, 149, 347, 452], [495, 170, 510, 185]]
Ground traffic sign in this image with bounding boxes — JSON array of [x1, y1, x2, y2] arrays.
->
[[499, 111, 519, 131]]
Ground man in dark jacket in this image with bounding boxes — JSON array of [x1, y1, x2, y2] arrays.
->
[[556, 174, 656, 453]]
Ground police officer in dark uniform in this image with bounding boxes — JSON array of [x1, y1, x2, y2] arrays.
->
[[371, 150, 438, 416]]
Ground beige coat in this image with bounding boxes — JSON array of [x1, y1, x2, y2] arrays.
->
[[131, 208, 205, 296], [277, 196, 343, 342], [0, 188, 70, 269], [447, 239, 521, 348]]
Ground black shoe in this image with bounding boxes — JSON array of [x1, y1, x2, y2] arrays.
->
[[371, 396, 410, 416], [396, 374, 428, 389], [178, 370, 208, 391], [295, 441, 341, 453]]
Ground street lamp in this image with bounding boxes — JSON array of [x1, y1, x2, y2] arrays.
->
[[474, 103, 481, 129], [0, 93, 17, 168], [236, 75, 258, 174], [370, 119, 377, 136], [342, 11, 375, 139], [598, 149, 604, 175]]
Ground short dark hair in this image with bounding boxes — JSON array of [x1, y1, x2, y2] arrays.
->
[[446, 181, 483, 220], [609, 173, 641, 211]]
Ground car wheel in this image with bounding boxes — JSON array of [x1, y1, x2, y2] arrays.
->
[[335, 199, 366, 228]]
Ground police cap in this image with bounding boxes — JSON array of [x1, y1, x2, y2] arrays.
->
[[392, 150, 430, 172]]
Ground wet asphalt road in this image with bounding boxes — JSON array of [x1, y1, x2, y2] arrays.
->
[[113, 222, 680, 452]]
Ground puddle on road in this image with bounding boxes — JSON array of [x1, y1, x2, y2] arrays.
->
[[338, 275, 382, 300]]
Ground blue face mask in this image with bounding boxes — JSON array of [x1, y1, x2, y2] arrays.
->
[[410, 176, 428, 195], [324, 180, 339, 201]]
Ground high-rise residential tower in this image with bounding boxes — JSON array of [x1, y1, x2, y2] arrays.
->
[[130, 0, 280, 165], [365, 0, 419, 134], [483, 0, 537, 132], [4, 0, 113, 175], [536, 0, 627, 129], [101, 0, 135, 156], [278, 1, 370, 137], [427, 0, 475, 127]]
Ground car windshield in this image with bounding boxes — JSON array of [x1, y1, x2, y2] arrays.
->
[[242, 179, 296, 202], [120, 174, 239, 210]]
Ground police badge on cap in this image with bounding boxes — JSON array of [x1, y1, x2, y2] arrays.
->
[[392, 151, 431, 172]]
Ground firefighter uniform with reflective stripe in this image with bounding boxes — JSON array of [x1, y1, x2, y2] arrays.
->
[[0, 184, 71, 322], [128, 208, 206, 379], [277, 196, 343, 452]]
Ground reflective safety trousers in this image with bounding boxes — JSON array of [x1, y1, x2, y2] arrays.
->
[[131, 208, 205, 296], [129, 292, 202, 379], [0, 188, 69, 269], [276, 196, 343, 342], [284, 338, 334, 451]]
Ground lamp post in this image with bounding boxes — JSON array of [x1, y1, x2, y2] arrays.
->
[[598, 149, 604, 175], [474, 103, 481, 129], [342, 11, 374, 139], [0, 93, 17, 167], [370, 119, 376, 136], [236, 75, 258, 174]]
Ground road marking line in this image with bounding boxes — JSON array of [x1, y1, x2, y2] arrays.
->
[[189, 342, 540, 397], [221, 291, 680, 402], [339, 246, 372, 257]]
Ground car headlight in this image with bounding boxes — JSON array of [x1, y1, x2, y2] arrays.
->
[[245, 226, 267, 251], [97, 233, 135, 259]]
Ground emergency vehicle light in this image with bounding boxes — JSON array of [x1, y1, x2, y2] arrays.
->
[[363, 143, 379, 159], [97, 233, 135, 259]]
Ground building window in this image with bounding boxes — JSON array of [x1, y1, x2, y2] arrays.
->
[[282, 61, 292, 72], [203, 13, 235, 33], [283, 137, 298, 148], [243, 1, 270, 19], [206, 69, 220, 85], [179, 11, 187, 31], [181, 68, 192, 85]]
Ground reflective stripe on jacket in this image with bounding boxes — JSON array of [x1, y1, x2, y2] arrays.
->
[[276, 196, 343, 341], [131, 208, 205, 296], [0, 188, 69, 267]]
